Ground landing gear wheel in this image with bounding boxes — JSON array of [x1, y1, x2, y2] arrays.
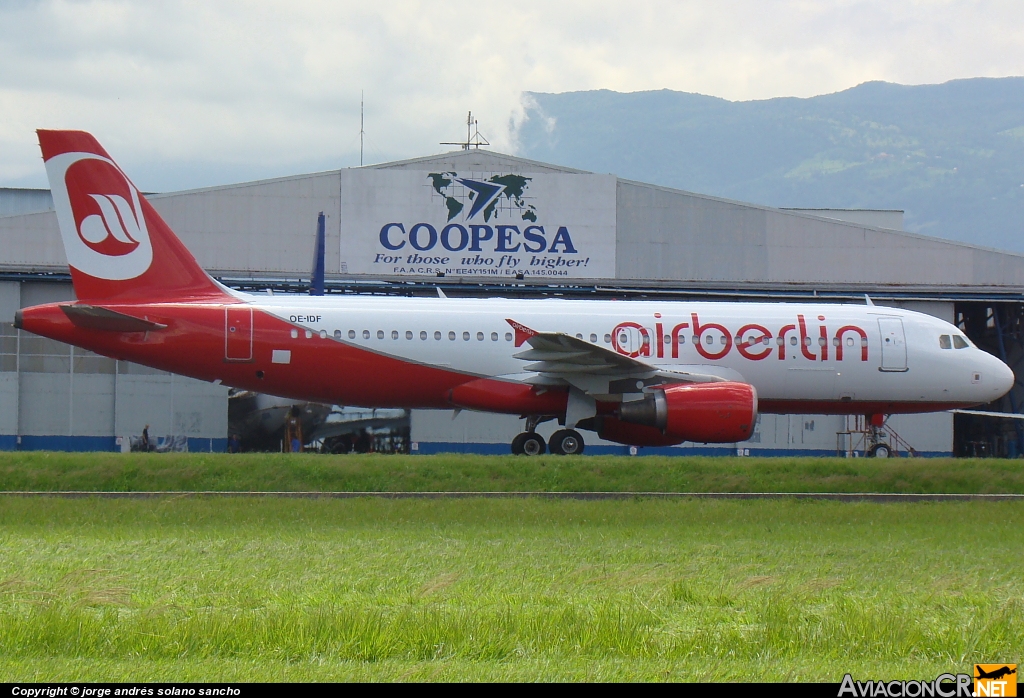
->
[[869, 444, 892, 458], [549, 429, 584, 455], [512, 432, 546, 456], [511, 433, 526, 455]]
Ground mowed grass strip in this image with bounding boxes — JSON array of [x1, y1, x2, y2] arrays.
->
[[0, 497, 1021, 681], [2, 451, 1024, 493]]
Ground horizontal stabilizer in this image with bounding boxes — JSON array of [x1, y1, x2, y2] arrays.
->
[[60, 304, 167, 332]]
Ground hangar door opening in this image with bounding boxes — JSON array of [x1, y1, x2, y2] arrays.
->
[[954, 301, 1024, 457]]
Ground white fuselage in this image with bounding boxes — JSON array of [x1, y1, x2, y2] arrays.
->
[[248, 294, 1013, 411]]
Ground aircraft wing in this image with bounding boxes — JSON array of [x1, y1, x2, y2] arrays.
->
[[506, 318, 726, 397]]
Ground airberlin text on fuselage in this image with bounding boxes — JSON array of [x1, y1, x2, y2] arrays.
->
[[613, 313, 870, 362], [378, 223, 578, 254]]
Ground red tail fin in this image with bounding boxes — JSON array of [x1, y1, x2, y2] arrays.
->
[[38, 130, 228, 302]]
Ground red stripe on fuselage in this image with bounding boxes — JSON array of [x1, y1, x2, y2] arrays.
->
[[18, 302, 476, 408]]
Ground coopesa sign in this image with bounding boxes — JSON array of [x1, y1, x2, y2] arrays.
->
[[340, 169, 617, 279], [378, 222, 578, 254]]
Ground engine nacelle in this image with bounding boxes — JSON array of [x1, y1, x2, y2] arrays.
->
[[593, 416, 685, 447], [618, 381, 757, 443]]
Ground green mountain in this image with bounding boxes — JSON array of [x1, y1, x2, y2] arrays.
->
[[516, 78, 1024, 253]]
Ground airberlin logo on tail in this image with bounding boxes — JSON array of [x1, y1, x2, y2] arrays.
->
[[45, 152, 153, 281]]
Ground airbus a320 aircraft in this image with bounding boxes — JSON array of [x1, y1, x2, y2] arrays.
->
[[15, 130, 1016, 455]]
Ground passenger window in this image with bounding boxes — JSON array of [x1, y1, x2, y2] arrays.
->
[[363, 330, 370, 339], [290, 329, 298, 339], [449, 331, 456, 341], [939, 335, 952, 349], [491, 332, 498, 341], [576, 333, 583, 340], [831, 337, 838, 347], [953, 335, 969, 349], [790, 337, 797, 346], [604, 334, 611, 343], [334, 330, 342, 340], [305, 330, 312, 339], [348, 330, 355, 339], [861, 337, 869, 347], [818, 337, 826, 347], [505, 332, 513, 342], [405, 330, 412, 340], [846, 337, 854, 347], [377, 330, 384, 339], [434, 331, 441, 340], [620, 334, 628, 344], [591, 334, 598, 343], [477, 332, 484, 341], [776, 336, 784, 346], [420, 331, 427, 340], [463, 331, 470, 341], [320, 330, 327, 339], [391, 330, 399, 340]]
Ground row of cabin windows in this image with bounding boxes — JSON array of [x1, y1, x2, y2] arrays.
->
[[939, 334, 970, 349], [292, 328, 519, 342]]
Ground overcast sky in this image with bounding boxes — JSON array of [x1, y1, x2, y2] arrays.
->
[[1, 0, 1022, 191]]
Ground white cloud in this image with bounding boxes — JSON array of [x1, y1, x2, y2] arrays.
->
[[1, 0, 1022, 189]]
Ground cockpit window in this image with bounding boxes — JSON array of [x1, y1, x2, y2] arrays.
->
[[939, 335, 952, 349], [953, 335, 969, 349]]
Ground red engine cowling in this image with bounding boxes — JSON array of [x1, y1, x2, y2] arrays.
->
[[595, 416, 686, 447], [617, 381, 757, 443]]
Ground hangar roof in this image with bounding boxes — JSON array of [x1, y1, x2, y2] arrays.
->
[[2, 149, 1023, 296]]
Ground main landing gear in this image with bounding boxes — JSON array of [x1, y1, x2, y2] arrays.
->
[[548, 429, 584, 455], [511, 416, 586, 456]]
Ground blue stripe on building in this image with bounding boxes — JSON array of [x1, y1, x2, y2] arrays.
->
[[412, 441, 952, 457], [0, 436, 228, 452]]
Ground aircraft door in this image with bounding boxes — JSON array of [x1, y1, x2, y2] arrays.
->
[[225, 306, 254, 362], [877, 317, 907, 372]]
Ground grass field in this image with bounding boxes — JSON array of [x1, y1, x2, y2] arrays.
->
[[1, 496, 1022, 681], [2, 451, 1024, 493]]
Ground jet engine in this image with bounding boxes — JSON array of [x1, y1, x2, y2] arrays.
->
[[616, 381, 757, 443]]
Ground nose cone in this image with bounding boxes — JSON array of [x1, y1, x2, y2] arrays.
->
[[993, 357, 1016, 399]]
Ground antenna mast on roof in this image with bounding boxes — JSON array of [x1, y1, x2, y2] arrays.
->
[[441, 111, 490, 150], [359, 90, 365, 167]]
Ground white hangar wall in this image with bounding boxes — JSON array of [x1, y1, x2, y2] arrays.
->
[[6, 149, 1024, 289]]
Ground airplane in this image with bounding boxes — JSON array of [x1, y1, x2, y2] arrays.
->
[[975, 666, 1016, 681], [13, 130, 1016, 456]]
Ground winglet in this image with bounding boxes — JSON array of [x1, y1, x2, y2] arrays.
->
[[437, 287, 447, 299], [505, 318, 537, 348], [865, 294, 875, 306]]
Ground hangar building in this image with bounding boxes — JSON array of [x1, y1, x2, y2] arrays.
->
[[2, 148, 1023, 455]]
